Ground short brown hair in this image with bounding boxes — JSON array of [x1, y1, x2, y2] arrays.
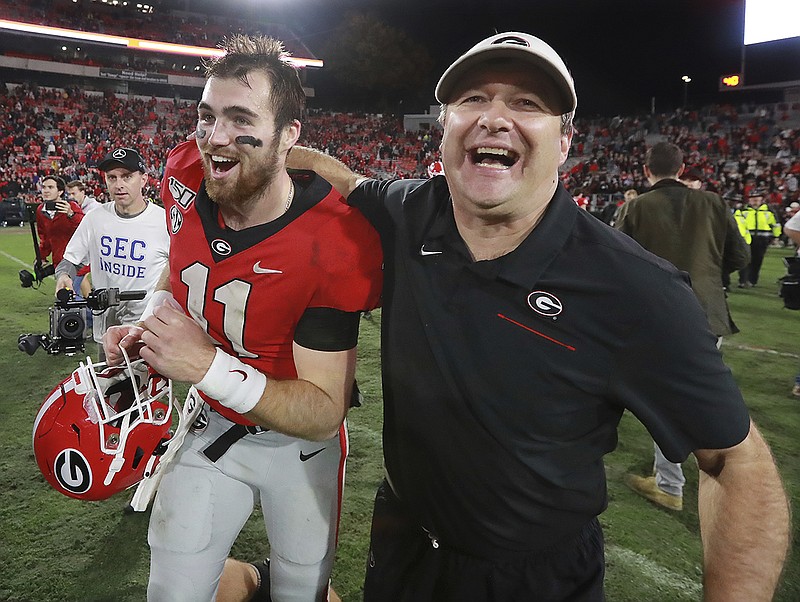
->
[[646, 142, 683, 178], [42, 175, 66, 192], [203, 34, 305, 131]]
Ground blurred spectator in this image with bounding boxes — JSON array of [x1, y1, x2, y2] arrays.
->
[[34, 175, 84, 269], [617, 142, 750, 511]]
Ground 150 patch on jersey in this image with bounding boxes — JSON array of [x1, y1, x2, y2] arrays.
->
[[168, 176, 196, 209]]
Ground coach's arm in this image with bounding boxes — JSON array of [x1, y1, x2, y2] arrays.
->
[[694, 420, 789, 601], [288, 146, 366, 199]]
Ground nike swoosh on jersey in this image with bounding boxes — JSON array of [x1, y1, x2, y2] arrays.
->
[[253, 261, 283, 274], [299, 448, 326, 462], [419, 244, 443, 256]]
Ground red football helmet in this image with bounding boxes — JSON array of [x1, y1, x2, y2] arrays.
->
[[33, 354, 174, 501], [427, 160, 444, 178]]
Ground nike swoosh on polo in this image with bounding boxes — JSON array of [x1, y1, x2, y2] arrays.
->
[[253, 261, 283, 274], [419, 244, 443, 256], [299, 448, 326, 462]]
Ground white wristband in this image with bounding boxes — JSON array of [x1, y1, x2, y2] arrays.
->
[[195, 348, 267, 415], [139, 289, 175, 322]]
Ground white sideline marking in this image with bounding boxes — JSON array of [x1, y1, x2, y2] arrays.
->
[[721, 340, 800, 359], [607, 544, 702, 597], [0, 249, 30, 267]]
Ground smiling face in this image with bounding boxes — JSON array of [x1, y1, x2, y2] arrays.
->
[[440, 60, 572, 219], [196, 72, 300, 212]]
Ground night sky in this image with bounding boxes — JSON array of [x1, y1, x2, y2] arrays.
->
[[190, 0, 800, 116], [253, 0, 800, 115]]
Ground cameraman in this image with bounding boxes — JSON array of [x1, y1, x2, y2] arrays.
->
[[35, 175, 84, 271], [55, 148, 169, 360]]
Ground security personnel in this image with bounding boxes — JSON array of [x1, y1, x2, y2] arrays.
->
[[739, 188, 781, 287], [726, 200, 751, 291]]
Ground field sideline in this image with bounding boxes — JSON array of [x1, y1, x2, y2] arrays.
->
[[0, 226, 797, 601]]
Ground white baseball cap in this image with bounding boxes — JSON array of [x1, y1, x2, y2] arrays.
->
[[435, 32, 577, 113]]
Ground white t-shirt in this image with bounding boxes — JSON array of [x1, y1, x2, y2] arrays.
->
[[80, 196, 102, 213], [63, 201, 170, 342], [784, 211, 800, 256]]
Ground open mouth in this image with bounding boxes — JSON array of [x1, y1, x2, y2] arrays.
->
[[210, 154, 239, 175], [470, 147, 519, 169]]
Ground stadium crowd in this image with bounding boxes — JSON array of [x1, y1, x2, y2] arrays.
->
[[0, 0, 308, 74], [1, 79, 799, 231]]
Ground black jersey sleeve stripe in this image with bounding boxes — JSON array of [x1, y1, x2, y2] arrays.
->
[[294, 307, 361, 351]]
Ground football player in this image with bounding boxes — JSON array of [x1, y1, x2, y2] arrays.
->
[[104, 35, 382, 602]]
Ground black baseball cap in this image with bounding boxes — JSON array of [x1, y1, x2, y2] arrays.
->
[[97, 147, 146, 173]]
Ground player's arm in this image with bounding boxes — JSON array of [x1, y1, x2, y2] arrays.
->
[[138, 303, 360, 441], [694, 420, 789, 601], [103, 265, 173, 365], [287, 146, 366, 198], [250, 343, 355, 441]]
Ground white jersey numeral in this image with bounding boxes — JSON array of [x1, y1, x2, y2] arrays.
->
[[181, 262, 257, 358]]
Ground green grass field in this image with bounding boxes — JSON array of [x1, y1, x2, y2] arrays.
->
[[1, 225, 797, 601]]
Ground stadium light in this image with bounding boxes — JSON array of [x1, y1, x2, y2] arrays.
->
[[0, 18, 323, 67]]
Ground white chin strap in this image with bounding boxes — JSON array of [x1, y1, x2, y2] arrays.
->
[[130, 386, 204, 511]]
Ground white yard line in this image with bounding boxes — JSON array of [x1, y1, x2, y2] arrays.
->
[[606, 544, 703, 598], [0, 249, 31, 267], [721, 340, 800, 359]]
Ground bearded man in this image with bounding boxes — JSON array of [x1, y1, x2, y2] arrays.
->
[[104, 35, 383, 602]]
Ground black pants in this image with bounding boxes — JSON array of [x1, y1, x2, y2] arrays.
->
[[743, 236, 772, 285], [363, 480, 606, 602]]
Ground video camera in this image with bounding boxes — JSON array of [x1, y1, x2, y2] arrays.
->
[[19, 262, 55, 288], [18, 287, 146, 356], [19, 202, 54, 288]]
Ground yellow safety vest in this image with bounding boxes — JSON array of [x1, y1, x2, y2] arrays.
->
[[733, 209, 752, 244], [743, 203, 780, 237]]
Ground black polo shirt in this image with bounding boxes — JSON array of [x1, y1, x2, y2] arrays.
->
[[349, 178, 750, 559]]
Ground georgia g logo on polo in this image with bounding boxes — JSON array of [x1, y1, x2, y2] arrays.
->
[[527, 291, 563, 317], [54, 448, 92, 494]]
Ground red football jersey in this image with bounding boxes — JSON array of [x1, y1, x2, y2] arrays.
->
[[161, 141, 383, 425]]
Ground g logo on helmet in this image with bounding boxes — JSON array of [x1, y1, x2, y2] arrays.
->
[[33, 355, 174, 501], [54, 448, 92, 494]]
